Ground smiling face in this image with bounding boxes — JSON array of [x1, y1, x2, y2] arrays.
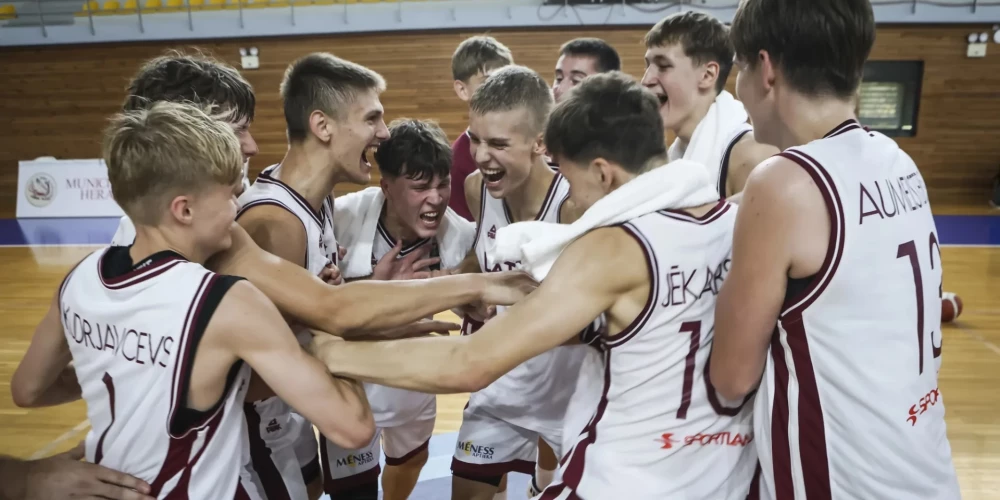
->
[[382, 173, 451, 239], [468, 107, 542, 199], [183, 180, 241, 256], [640, 43, 711, 136], [328, 88, 390, 185]]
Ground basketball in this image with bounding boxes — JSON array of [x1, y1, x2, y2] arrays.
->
[[942, 292, 963, 323]]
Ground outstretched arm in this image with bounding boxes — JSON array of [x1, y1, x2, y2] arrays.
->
[[311, 227, 646, 394], [206, 223, 534, 338], [11, 289, 81, 408], [214, 280, 375, 449]]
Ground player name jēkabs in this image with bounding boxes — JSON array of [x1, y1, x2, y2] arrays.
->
[[661, 258, 731, 308], [63, 305, 174, 368], [859, 170, 931, 225]]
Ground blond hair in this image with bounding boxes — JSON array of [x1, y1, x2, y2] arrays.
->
[[103, 101, 243, 225]]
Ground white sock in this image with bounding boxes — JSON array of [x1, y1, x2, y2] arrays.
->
[[493, 489, 507, 500], [535, 463, 555, 490]]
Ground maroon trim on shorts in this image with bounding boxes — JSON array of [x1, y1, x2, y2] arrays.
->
[[384, 438, 430, 466]]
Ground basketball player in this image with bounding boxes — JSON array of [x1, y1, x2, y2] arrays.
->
[[448, 35, 514, 221], [524, 39, 623, 495], [235, 52, 400, 500], [710, 0, 961, 498], [551, 37, 620, 103], [641, 12, 777, 200], [309, 71, 757, 499], [111, 50, 258, 247], [11, 102, 375, 498], [104, 52, 536, 361], [324, 118, 472, 499]]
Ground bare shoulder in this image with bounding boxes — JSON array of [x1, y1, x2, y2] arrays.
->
[[559, 198, 583, 224], [208, 279, 280, 340], [738, 154, 830, 276], [237, 204, 307, 261], [238, 204, 305, 238], [552, 226, 648, 293], [732, 133, 780, 166], [464, 170, 484, 223], [742, 154, 822, 207], [206, 223, 253, 275], [727, 134, 781, 195]]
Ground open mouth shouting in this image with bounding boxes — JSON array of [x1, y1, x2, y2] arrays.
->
[[480, 166, 506, 188], [418, 209, 442, 229], [360, 144, 377, 172]]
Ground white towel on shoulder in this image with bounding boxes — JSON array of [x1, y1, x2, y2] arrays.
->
[[492, 159, 719, 281], [110, 216, 135, 247], [668, 90, 750, 189], [333, 187, 475, 279]]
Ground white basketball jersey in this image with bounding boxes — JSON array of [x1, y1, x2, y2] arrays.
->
[[541, 203, 755, 500], [239, 164, 337, 275], [716, 125, 753, 197], [752, 120, 960, 500], [464, 172, 590, 436], [60, 247, 252, 499], [238, 164, 337, 345], [364, 218, 438, 427]]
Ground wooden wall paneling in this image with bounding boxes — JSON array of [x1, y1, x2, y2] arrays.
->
[[1, 25, 998, 217]]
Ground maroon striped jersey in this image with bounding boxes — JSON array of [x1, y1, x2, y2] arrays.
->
[[751, 119, 959, 499]]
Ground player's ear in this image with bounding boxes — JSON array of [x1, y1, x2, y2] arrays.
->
[[379, 176, 390, 198], [700, 61, 720, 92], [758, 50, 777, 92], [592, 158, 615, 192], [453, 80, 470, 102], [532, 133, 546, 156], [309, 110, 332, 143], [168, 194, 194, 226]]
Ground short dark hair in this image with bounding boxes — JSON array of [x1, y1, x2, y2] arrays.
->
[[375, 118, 452, 182], [545, 71, 666, 174], [559, 38, 621, 73], [280, 52, 386, 142], [731, 0, 875, 99], [123, 49, 255, 124], [645, 12, 733, 94], [470, 65, 553, 137], [451, 35, 514, 82]]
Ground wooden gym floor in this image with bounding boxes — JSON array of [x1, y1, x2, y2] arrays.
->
[[0, 213, 998, 498]]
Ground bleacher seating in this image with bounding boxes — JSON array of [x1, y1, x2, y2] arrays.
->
[[0, 0, 451, 21], [0, 0, 468, 25]]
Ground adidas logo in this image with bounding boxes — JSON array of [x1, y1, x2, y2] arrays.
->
[[265, 418, 281, 434], [487, 225, 497, 239]]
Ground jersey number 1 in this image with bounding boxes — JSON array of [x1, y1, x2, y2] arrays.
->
[[896, 233, 943, 376], [94, 372, 117, 464], [677, 321, 701, 419]]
